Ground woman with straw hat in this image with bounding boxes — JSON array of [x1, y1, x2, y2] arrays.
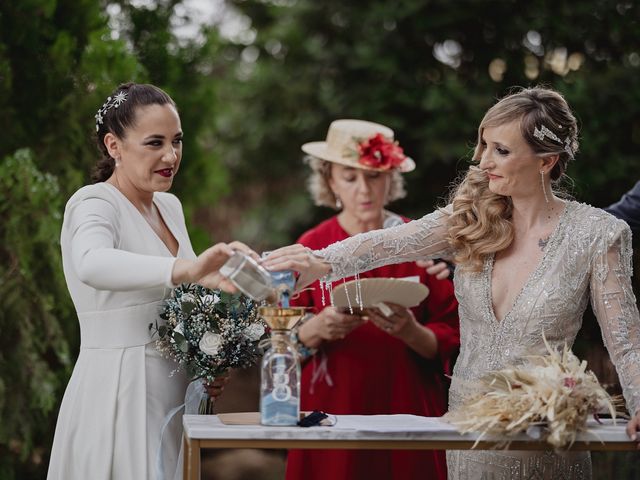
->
[[285, 119, 460, 480]]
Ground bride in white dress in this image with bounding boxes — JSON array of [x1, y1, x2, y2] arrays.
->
[[263, 86, 640, 479], [47, 83, 250, 480]]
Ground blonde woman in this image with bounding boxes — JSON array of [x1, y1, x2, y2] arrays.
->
[[264, 87, 640, 479]]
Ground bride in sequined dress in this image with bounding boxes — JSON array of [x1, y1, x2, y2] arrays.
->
[[263, 86, 640, 480]]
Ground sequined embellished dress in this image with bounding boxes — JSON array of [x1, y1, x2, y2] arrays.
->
[[316, 201, 640, 480]]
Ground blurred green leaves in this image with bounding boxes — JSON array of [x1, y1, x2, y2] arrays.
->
[[0, 150, 72, 478], [212, 0, 639, 235]]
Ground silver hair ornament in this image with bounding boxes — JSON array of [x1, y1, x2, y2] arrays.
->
[[533, 125, 574, 158], [95, 91, 128, 132]]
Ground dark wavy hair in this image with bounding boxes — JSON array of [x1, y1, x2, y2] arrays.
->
[[91, 83, 176, 183]]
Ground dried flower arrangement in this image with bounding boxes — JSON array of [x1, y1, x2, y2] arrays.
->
[[445, 335, 625, 448]]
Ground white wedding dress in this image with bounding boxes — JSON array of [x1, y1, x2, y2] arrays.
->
[[317, 201, 640, 480], [47, 182, 195, 480]]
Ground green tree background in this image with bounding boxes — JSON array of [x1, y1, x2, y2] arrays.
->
[[0, 0, 638, 478]]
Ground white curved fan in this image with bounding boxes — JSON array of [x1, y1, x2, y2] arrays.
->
[[331, 277, 429, 310]]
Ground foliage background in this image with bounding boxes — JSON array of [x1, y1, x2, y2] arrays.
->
[[0, 0, 638, 478]]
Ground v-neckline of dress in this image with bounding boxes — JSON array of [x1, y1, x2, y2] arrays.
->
[[485, 201, 572, 325], [103, 182, 181, 257]]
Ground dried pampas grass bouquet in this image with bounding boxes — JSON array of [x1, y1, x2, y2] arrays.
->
[[445, 335, 625, 449]]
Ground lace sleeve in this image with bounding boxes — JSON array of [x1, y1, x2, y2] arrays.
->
[[317, 208, 454, 281], [589, 219, 640, 415]]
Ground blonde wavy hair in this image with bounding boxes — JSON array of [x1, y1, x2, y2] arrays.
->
[[447, 86, 579, 271], [305, 156, 406, 209]]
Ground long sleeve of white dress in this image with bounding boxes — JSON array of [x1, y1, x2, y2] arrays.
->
[[317, 208, 454, 282], [66, 195, 177, 291], [589, 219, 640, 415]]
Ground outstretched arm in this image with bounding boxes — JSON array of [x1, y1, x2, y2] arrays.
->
[[263, 208, 453, 289], [66, 196, 254, 292]]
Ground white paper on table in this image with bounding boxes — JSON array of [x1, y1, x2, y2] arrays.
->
[[332, 415, 457, 433]]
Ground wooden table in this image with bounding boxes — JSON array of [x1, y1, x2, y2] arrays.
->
[[182, 414, 636, 480]]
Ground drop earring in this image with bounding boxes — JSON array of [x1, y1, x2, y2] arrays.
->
[[540, 170, 550, 204], [335, 196, 342, 210]]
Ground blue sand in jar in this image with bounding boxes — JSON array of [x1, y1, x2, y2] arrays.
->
[[260, 392, 299, 425], [261, 353, 299, 426], [280, 291, 289, 308]]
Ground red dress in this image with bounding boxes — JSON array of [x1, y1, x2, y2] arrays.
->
[[285, 215, 460, 480]]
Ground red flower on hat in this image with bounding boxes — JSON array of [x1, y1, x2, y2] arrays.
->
[[357, 133, 407, 170]]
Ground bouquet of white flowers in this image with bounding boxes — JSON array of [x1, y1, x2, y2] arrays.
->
[[151, 283, 267, 413], [445, 335, 624, 449]]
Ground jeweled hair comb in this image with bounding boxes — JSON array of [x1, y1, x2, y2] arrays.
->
[[95, 91, 128, 132], [533, 125, 574, 158]]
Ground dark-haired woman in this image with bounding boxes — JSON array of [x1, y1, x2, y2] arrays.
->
[[47, 83, 250, 480]]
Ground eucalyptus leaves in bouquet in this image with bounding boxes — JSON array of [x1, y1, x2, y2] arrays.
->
[[151, 283, 267, 413]]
